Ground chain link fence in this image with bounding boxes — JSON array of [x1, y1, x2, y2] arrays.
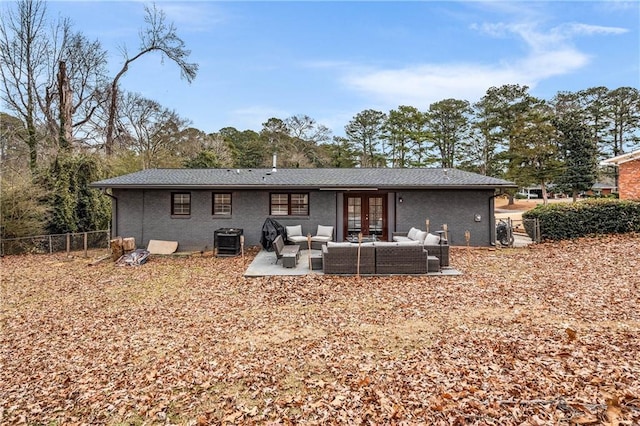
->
[[1, 230, 111, 257]]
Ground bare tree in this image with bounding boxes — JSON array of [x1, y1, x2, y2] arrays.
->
[[0, 0, 49, 174], [285, 114, 331, 144], [105, 4, 198, 156], [42, 30, 110, 150], [119, 92, 190, 169], [1, 1, 110, 169]]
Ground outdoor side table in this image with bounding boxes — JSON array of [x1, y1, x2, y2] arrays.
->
[[282, 253, 297, 268], [310, 253, 323, 270]]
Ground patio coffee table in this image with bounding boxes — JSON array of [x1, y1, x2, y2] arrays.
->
[[346, 235, 377, 243]]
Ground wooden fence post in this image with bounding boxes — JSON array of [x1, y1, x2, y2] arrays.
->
[[66, 233, 71, 257]]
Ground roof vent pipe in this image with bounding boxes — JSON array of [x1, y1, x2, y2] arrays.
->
[[272, 153, 277, 172]]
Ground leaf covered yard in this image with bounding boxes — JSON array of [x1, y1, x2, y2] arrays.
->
[[1, 235, 639, 425]]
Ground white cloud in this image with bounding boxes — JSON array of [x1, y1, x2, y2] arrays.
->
[[159, 3, 227, 33], [557, 23, 628, 37], [343, 63, 531, 107], [340, 19, 622, 107], [229, 106, 291, 131]]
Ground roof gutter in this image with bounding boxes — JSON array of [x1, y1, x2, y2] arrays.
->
[[90, 183, 518, 191]]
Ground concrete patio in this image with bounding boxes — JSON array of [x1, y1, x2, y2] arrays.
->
[[243, 248, 462, 277]]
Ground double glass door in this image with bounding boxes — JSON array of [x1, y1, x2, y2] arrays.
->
[[344, 194, 387, 241]]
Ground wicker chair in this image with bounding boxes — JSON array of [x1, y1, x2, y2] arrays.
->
[[322, 244, 375, 274], [273, 235, 300, 267], [310, 225, 334, 249], [375, 244, 429, 274]]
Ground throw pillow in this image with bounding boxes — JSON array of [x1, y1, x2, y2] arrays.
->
[[414, 230, 428, 244], [407, 227, 419, 240], [423, 233, 440, 245]]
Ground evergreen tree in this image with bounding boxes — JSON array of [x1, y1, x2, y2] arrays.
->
[[426, 99, 472, 168], [184, 150, 220, 168], [345, 109, 387, 167], [553, 114, 599, 202]]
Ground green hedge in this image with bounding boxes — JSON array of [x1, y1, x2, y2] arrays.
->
[[522, 199, 640, 241]]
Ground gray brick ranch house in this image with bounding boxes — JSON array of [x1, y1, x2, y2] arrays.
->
[[91, 168, 516, 251]]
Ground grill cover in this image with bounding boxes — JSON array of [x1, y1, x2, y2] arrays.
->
[[260, 218, 287, 251]]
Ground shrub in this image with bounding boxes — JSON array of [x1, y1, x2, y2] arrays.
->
[[522, 199, 640, 241], [0, 170, 48, 239]]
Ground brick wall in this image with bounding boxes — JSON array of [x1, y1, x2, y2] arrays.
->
[[619, 159, 640, 200], [111, 188, 498, 249]]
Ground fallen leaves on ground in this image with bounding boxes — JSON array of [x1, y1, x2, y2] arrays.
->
[[1, 234, 639, 425]]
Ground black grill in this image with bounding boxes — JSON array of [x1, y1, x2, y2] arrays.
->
[[214, 228, 243, 256]]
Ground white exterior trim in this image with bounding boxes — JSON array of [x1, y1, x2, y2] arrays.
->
[[602, 149, 640, 165]]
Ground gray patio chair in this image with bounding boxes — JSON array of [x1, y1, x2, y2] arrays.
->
[[310, 225, 334, 249]]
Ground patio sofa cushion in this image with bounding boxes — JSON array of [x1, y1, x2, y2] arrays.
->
[[393, 229, 429, 244], [394, 240, 421, 246], [327, 241, 352, 248], [392, 235, 411, 243], [372, 241, 419, 247]]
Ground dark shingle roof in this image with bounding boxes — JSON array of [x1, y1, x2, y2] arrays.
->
[[91, 168, 516, 190]]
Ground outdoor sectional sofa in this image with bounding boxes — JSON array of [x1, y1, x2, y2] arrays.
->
[[322, 241, 442, 275], [321, 243, 376, 275], [392, 229, 450, 267]]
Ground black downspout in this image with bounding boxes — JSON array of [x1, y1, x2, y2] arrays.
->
[[488, 190, 505, 247], [102, 189, 118, 239]]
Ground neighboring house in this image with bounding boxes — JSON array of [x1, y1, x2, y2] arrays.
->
[[91, 168, 516, 251], [603, 149, 640, 200], [584, 182, 616, 197], [520, 182, 616, 199], [517, 187, 540, 199]]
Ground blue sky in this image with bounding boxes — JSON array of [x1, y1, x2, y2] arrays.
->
[[47, 1, 639, 137]]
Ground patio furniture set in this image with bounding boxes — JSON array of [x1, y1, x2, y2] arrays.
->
[[273, 225, 450, 275], [284, 225, 334, 249]]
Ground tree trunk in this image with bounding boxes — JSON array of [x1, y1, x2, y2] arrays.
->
[[58, 61, 72, 151], [541, 183, 549, 205], [105, 83, 117, 156], [26, 115, 38, 175]]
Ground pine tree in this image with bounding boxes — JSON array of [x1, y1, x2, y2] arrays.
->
[[554, 114, 599, 202]]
